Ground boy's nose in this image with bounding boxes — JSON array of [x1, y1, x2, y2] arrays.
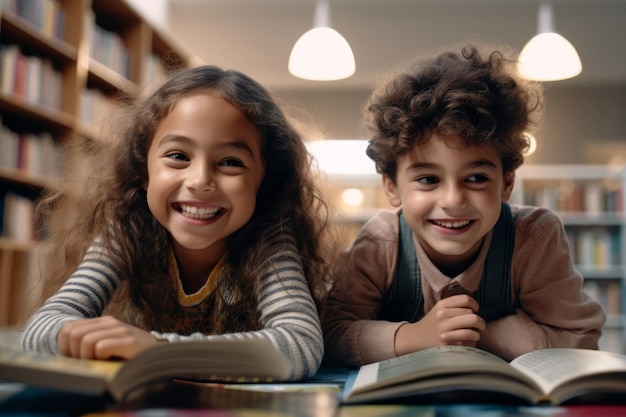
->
[[440, 183, 467, 209]]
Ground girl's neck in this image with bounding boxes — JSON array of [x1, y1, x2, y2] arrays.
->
[[173, 243, 228, 294]]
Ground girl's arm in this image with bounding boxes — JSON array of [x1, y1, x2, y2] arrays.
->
[[150, 231, 324, 381], [20, 240, 122, 354]]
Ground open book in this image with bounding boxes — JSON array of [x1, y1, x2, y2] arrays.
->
[[343, 345, 626, 405], [0, 338, 292, 402]]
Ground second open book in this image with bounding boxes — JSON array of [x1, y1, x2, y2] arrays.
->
[[343, 345, 626, 405]]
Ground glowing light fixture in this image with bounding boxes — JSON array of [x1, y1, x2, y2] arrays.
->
[[306, 139, 375, 176], [288, 0, 355, 81], [524, 132, 538, 156], [518, 0, 582, 81], [342, 188, 365, 207]]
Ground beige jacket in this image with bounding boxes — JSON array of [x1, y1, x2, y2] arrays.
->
[[322, 205, 606, 366]]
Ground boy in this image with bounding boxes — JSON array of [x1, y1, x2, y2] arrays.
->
[[322, 45, 606, 366]]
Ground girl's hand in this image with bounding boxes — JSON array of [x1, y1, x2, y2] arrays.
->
[[394, 294, 486, 356], [57, 316, 160, 360]]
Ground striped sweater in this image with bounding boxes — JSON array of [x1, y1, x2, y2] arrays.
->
[[20, 229, 323, 380]]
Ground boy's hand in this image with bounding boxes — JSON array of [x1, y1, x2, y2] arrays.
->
[[394, 294, 486, 356], [57, 316, 160, 360]]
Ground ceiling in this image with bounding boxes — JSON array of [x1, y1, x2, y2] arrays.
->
[[167, 0, 626, 91]]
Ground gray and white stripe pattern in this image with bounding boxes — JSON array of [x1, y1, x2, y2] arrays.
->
[[20, 229, 323, 380]]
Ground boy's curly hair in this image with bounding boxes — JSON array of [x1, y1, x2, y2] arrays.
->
[[365, 45, 544, 180]]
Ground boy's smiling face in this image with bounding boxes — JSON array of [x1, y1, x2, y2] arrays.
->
[[382, 135, 515, 275]]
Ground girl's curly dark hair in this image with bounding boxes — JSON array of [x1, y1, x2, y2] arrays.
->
[[27, 66, 333, 333], [365, 45, 544, 180]]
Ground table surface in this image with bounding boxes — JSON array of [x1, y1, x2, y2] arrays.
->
[[2, 328, 626, 417]]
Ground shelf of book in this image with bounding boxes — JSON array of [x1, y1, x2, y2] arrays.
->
[[511, 164, 626, 354], [0, 0, 201, 327]]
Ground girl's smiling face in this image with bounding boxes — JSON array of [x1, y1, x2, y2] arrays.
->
[[383, 135, 515, 275], [145, 93, 265, 262]]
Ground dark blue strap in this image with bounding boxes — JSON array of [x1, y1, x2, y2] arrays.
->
[[475, 202, 516, 321], [381, 202, 515, 323]]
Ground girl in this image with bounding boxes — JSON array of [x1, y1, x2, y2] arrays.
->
[[21, 65, 333, 380]]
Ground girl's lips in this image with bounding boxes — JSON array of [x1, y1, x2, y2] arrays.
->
[[173, 203, 223, 220]]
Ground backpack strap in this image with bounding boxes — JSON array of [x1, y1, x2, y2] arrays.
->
[[381, 202, 515, 323], [386, 211, 423, 323], [474, 202, 516, 321]]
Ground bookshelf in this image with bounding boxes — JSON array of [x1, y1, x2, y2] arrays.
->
[[511, 164, 626, 354], [322, 163, 626, 354], [0, 0, 201, 327]]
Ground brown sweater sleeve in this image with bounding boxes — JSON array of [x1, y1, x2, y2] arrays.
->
[[321, 211, 402, 366], [477, 205, 606, 360], [322, 206, 607, 367]]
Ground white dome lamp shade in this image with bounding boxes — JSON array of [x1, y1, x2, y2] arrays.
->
[[288, 0, 356, 81], [518, 0, 582, 81]]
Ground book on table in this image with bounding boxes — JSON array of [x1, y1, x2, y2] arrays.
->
[[342, 345, 626, 405], [0, 338, 293, 402]]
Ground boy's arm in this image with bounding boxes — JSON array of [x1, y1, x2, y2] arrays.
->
[[477, 207, 606, 360], [322, 215, 402, 367], [322, 211, 487, 366]]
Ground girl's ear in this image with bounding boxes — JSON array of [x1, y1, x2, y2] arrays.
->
[[501, 170, 516, 201], [382, 174, 402, 207]]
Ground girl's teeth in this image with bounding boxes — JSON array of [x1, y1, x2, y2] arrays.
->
[[177, 205, 220, 220]]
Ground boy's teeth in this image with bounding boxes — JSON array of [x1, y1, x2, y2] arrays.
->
[[177, 205, 220, 220], [433, 220, 470, 228]]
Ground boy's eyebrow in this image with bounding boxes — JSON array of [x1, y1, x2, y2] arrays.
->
[[156, 134, 256, 157], [466, 160, 499, 169], [406, 159, 498, 171]]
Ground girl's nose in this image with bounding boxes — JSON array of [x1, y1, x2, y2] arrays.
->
[[185, 163, 216, 192]]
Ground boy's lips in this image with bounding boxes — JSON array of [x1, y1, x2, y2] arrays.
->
[[429, 219, 473, 229]]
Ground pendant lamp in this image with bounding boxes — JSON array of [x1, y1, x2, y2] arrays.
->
[[288, 0, 355, 81], [518, 0, 582, 81]]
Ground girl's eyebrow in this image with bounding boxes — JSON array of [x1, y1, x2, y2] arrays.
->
[[156, 134, 256, 157], [156, 134, 193, 148]]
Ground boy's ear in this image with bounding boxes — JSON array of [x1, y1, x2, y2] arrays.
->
[[382, 174, 402, 207], [501, 170, 516, 201]]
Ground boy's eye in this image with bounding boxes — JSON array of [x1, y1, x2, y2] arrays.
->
[[417, 176, 439, 185], [165, 152, 189, 162], [467, 174, 488, 183]]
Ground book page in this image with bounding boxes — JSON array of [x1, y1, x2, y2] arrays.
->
[[111, 338, 293, 401], [0, 345, 122, 381], [510, 348, 626, 395], [349, 345, 540, 396]]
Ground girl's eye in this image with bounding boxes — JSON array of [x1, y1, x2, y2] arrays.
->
[[165, 152, 189, 162], [467, 174, 488, 183], [220, 158, 245, 168], [417, 176, 439, 185]]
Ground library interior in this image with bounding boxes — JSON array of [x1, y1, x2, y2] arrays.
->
[[1, 0, 626, 415]]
